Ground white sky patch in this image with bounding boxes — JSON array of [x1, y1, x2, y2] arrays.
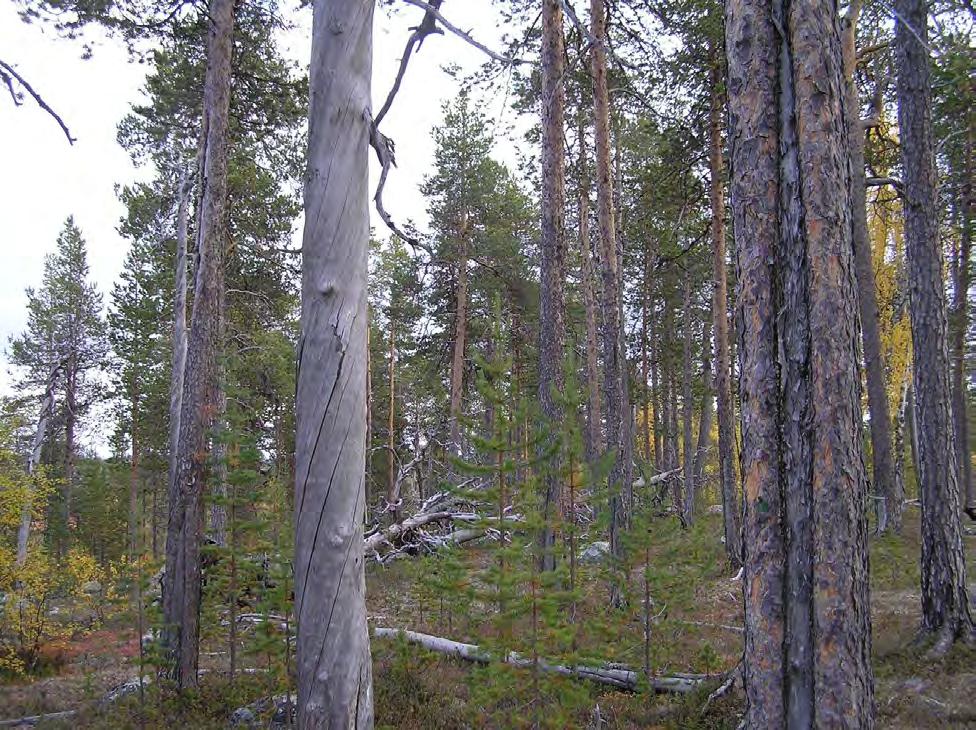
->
[[0, 1, 527, 400]]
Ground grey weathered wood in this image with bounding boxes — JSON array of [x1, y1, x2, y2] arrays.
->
[[372, 628, 706, 694], [294, 0, 375, 726], [16, 358, 61, 567]]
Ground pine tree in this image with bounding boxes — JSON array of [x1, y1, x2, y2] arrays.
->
[[9, 217, 108, 554]]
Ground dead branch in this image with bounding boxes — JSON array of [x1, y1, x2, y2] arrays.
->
[[671, 619, 744, 635], [0, 58, 76, 145], [866, 176, 903, 191], [0, 710, 77, 727], [399, 0, 526, 65], [376, 0, 444, 126], [372, 627, 707, 694], [364, 509, 479, 552], [365, 108, 421, 247], [700, 661, 742, 716]]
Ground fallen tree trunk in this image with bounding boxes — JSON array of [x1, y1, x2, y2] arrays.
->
[[364, 509, 479, 552], [632, 467, 682, 489], [0, 710, 77, 727], [372, 627, 706, 694]]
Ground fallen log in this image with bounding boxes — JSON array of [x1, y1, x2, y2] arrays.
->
[[0, 710, 77, 727], [632, 467, 682, 489], [364, 509, 479, 552], [372, 627, 705, 694]]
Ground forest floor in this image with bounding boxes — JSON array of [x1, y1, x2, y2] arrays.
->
[[1, 508, 974, 728]]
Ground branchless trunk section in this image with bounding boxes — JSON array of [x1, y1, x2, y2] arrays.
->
[[167, 170, 192, 522], [726, 0, 874, 722], [447, 226, 468, 464], [693, 315, 713, 486], [162, 0, 235, 689], [952, 124, 973, 516], [386, 321, 398, 519], [681, 271, 695, 525], [707, 50, 742, 567], [537, 0, 567, 572], [16, 358, 60, 567], [591, 0, 630, 604], [843, 0, 898, 534], [294, 0, 375, 725], [577, 95, 603, 465], [894, 0, 975, 647]]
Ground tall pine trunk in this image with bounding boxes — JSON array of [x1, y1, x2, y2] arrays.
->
[[129, 389, 139, 558], [294, 0, 375, 723], [681, 271, 695, 525], [591, 0, 630, 604], [63, 362, 77, 550], [693, 316, 713, 485], [162, 0, 235, 688], [538, 0, 567, 572], [726, 0, 874, 722], [447, 232, 468, 462], [952, 127, 973, 514], [577, 101, 603, 464], [843, 0, 898, 534], [167, 171, 191, 528], [708, 53, 741, 567], [894, 0, 974, 647]]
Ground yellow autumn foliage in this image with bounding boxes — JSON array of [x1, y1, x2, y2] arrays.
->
[[868, 187, 912, 415]]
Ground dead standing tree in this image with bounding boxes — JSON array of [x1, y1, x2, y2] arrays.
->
[[295, 0, 376, 725]]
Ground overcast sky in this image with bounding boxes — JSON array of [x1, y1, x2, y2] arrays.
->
[[0, 1, 525, 392]]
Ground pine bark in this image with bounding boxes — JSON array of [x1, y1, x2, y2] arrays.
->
[[893, 381, 909, 529], [726, 0, 875, 722], [693, 316, 713, 485], [894, 0, 974, 644], [708, 54, 742, 567], [843, 2, 898, 533], [538, 0, 567, 571], [650, 315, 663, 469], [591, 0, 630, 602], [294, 0, 375, 725], [952, 127, 973, 513], [162, 0, 235, 689], [447, 233, 468, 462], [681, 272, 695, 525], [129, 389, 139, 558], [63, 360, 76, 545], [577, 104, 603, 464]]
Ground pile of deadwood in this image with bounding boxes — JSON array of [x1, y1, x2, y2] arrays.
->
[[364, 467, 683, 564], [364, 488, 521, 564]]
